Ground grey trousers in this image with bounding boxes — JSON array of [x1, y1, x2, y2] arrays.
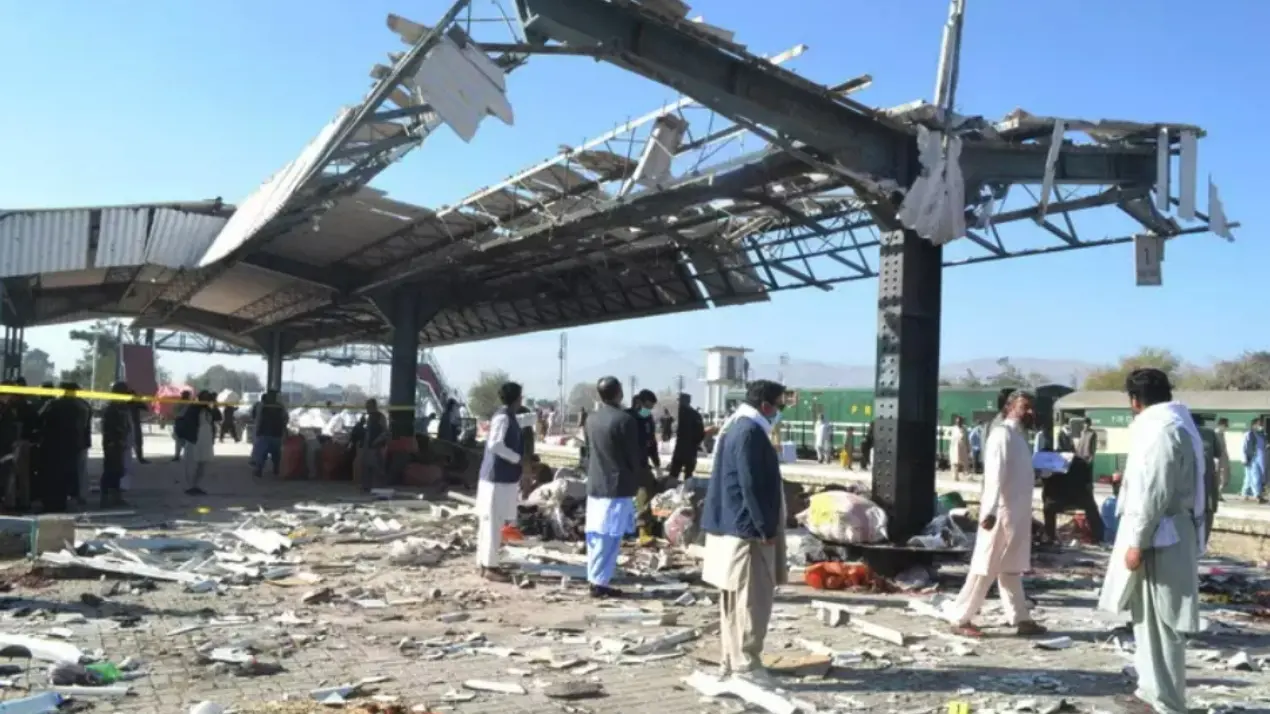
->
[[1134, 589, 1188, 713], [717, 543, 776, 674]]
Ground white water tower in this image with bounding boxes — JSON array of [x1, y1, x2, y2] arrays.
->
[[703, 346, 751, 417]]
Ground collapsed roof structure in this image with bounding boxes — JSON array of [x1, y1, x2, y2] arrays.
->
[[0, 0, 1236, 541]]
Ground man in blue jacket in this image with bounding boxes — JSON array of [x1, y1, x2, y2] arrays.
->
[[700, 379, 786, 684]]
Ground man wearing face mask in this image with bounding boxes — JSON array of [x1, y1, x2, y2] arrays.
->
[[629, 389, 662, 545], [700, 380, 789, 685], [945, 390, 1047, 638], [1241, 418, 1266, 502]]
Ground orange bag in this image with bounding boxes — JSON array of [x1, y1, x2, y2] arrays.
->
[[804, 561, 872, 590]]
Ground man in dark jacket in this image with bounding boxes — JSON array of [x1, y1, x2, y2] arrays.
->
[[628, 389, 662, 544], [251, 391, 288, 478], [129, 389, 149, 464], [38, 383, 89, 513], [1044, 417, 1103, 543], [0, 383, 20, 505], [700, 379, 786, 683], [668, 394, 705, 482], [100, 382, 134, 508], [584, 376, 641, 598]]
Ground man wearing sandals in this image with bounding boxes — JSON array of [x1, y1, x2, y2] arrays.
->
[[944, 389, 1047, 638]]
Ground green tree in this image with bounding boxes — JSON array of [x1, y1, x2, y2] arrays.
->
[[566, 381, 595, 413], [20, 348, 55, 385], [1207, 351, 1270, 390], [1082, 347, 1211, 390], [186, 366, 264, 395], [61, 319, 124, 391], [986, 357, 1032, 389], [468, 370, 512, 419], [342, 384, 369, 406]]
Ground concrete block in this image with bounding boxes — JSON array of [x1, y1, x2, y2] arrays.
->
[[0, 515, 75, 556]]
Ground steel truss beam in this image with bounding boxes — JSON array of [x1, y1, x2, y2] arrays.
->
[[515, 0, 913, 182], [139, 0, 503, 327], [130, 330, 397, 366]]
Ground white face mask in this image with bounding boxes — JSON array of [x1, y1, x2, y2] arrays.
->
[[770, 411, 783, 427]]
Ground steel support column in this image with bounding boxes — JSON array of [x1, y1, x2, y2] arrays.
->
[[871, 227, 942, 544], [1, 326, 23, 382], [388, 289, 424, 439], [265, 332, 285, 392]]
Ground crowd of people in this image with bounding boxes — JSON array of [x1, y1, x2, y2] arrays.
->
[[469, 369, 1208, 711], [0, 378, 148, 512]]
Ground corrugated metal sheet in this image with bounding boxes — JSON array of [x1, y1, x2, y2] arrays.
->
[[198, 107, 354, 267], [95, 208, 149, 267], [94, 207, 227, 270], [145, 209, 225, 268], [0, 209, 91, 277]]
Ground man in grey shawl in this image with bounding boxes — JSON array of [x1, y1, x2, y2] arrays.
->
[[1099, 368, 1203, 714]]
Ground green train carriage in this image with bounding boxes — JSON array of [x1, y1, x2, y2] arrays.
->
[[732, 385, 1072, 461], [1054, 390, 1270, 493]]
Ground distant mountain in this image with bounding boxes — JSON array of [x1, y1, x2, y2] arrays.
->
[[562, 348, 1101, 394], [431, 343, 1102, 401]]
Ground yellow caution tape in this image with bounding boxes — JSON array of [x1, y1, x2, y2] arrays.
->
[[0, 384, 420, 411], [947, 701, 971, 714]]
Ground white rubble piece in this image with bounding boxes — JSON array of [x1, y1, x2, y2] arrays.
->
[[0, 634, 83, 663], [231, 528, 292, 555], [850, 616, 905, 646], [49, 684, 130, 698], [39, 551, 214, 587], [810, 600, 875, 628], [461, 679, 527, 695], [684, 670, 798, 714], [189, 703, 226, 714], [388, 537, 443, 566], [897, 125, 966, 246], [1035, 636, 1074, 651], [626, 628, 698, 656]]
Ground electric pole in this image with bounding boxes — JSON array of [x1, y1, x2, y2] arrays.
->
[[675, 374, 685, 394], [557, 332, 567, 432], [778, 353, 790, 384]]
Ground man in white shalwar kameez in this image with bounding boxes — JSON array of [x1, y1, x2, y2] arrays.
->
[[475, 382, 529, 583], [814, 414, 833, 464], [949, 415, 971, 480], [1098, 369, 1203, 714], [945, 390, 1047, 637]]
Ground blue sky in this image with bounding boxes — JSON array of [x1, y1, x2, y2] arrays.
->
[[1, 0, 1265, 396]]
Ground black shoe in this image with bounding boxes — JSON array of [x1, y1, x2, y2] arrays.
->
[[589, 585, 624, 599]]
